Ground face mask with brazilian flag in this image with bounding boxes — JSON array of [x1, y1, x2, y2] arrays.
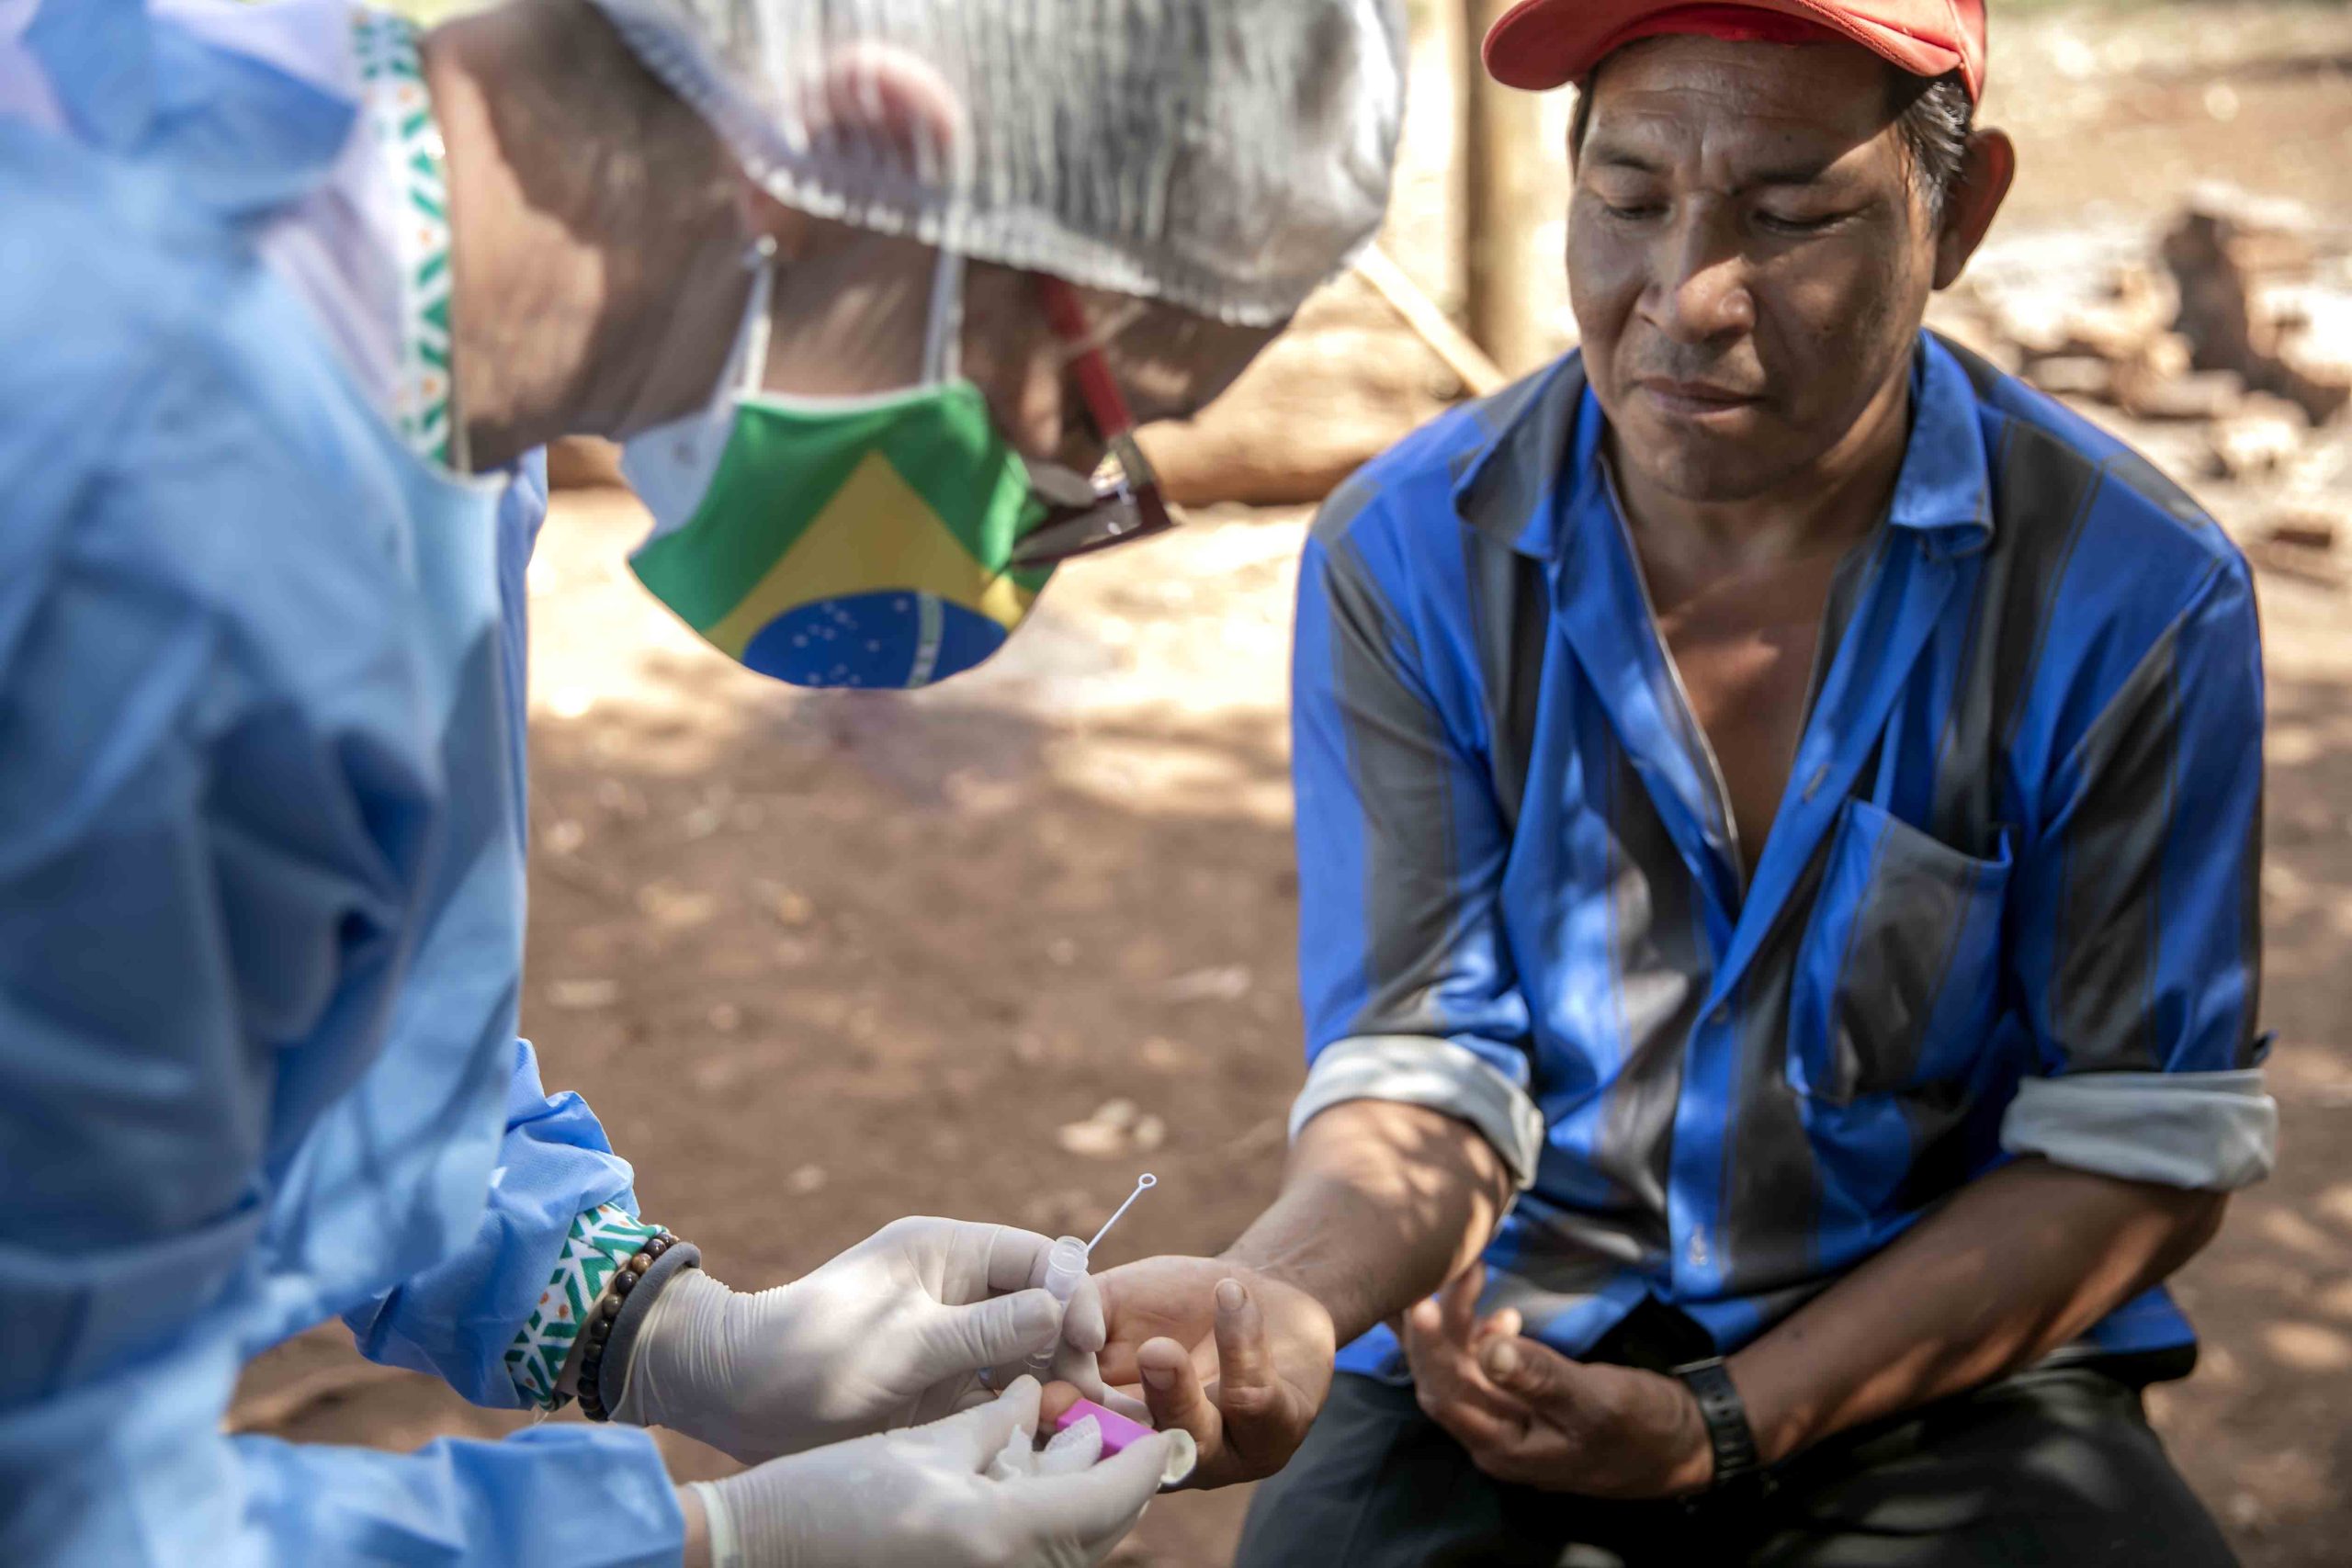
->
[[622, 251, 1058, 689]]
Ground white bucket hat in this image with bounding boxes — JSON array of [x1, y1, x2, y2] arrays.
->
[[588, 0, 1408, 326]]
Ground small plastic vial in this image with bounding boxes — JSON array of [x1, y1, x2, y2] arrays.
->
[[1024, 1235, 1091, 1378]]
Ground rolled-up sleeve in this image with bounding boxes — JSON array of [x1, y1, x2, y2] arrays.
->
[[1290, 491, 1545, 1185], [2005, 556, 2273, 1190]]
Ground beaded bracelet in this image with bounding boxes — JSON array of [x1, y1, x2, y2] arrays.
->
[[576, 1228, 682, 1422], [508, 1204, 668, 1410]]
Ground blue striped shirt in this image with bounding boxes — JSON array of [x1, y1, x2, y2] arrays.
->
[[1290, 333, 2273, 1379]]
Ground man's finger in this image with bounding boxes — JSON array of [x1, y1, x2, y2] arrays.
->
[[1477, 1306, 1524, 1345], [1404, 1296, 1444, 1347], [1405, 1296, 1505, 1398], [1404, 1298, 1540, 1436], [1404, 1317, 1534, 1456], [1423, 1387, 1527, 1454], [1136, 1335, 1223, 1465], [1479, 1334, 1576, 1406], [1040, 1381, 1088, 1425], [1408, 1338, 1529, 1433], [1208, 1279, 1279, 1424], [1402, 1298, 1470, 1402], [1098, 1338, 1140, 1384], [1438, 1262, 1486, 1343]]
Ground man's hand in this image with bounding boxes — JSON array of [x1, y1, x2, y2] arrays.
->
[[1400, 1265, 1713, 1498], [1086, 1255, 1337, 1488], [1054, 1100, 1510, 1489]]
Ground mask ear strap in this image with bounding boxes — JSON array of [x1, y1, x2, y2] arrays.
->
[[736, 235, 779, 399], [922, 246, 965, 385]]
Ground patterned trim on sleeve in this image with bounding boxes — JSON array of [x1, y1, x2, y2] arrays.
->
[[351, 7, 463, 470], [504, 1202, 664, 1409]]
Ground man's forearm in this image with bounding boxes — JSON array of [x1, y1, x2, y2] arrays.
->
[[1222, 1100, 1515, 1347], [1729, 1157, 2225, 1466]]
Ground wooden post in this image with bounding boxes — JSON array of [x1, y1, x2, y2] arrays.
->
[[1463, 0, 1553, 378], [1353, 246, 1508, 399]]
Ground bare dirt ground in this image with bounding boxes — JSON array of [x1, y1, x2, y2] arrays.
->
[[235, 5, 2352, 1562]]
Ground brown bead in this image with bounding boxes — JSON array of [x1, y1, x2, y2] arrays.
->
[[600, 1293, 623, 1318]]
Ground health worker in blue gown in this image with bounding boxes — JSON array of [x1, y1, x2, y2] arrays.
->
[[0, 0, 1405, 1562]]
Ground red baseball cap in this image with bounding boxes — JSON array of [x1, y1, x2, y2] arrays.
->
[[1485, 0, 1988, 102]]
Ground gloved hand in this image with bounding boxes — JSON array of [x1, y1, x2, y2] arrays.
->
[[690, 1377, 1170, 1568], [617, 1217, 1121, 1462]]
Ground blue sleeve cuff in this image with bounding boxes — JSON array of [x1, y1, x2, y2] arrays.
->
[[345, 1039, 639, 1405]]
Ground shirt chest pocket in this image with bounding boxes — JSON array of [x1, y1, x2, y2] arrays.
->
[[1786, 796, 2013, 1105]]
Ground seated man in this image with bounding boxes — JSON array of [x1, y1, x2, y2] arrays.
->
[[1088, 1, 2274, 1562]]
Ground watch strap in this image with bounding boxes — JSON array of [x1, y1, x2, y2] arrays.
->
[[1671, 1355, 1762, 1487]]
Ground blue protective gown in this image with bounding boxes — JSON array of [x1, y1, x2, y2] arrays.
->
[[0, 6, 684, 1562]]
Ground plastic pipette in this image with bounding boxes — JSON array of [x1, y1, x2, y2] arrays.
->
[[1024, 1173, 1158, 1377], [1085, 1172, 1157, 1254]]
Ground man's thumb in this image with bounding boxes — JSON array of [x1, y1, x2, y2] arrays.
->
[[1479, 1335, 1555, 1396]]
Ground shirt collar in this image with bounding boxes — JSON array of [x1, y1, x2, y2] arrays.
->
[[1884, 333, 1995, 552], [1450, 353, 1591, 560], [1451, 333, 1994, 562]]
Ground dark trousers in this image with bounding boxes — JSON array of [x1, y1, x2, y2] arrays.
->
[[1236, 1351, 2235, 1568]]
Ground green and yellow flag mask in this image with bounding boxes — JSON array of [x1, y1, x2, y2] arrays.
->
[[621, 250, 1057, 688]]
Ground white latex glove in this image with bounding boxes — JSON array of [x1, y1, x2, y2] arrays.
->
[[989, 1413, 1104, 1481], [616, 1217, 1124, 1462], [692, 1378, 1168, 1568]]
